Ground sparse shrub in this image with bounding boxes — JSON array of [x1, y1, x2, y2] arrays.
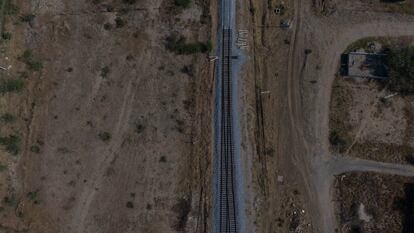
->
[[20, 13, 35, 23], [172, 197, 191, 231], [0, 134, 21, 155], [115, 17, 126, 28], [166, 35, 211, 54], [263, 147, 275, 157], [0, 113, 15, 123], [92, 0, 103, 4], [0, 79, 24, 94], [30, 144, 40, 153], [329, 129, 349, 152], [180, 65, 193, 76], [98, 132, 111, 141], [135, 123, 145, 134], [27, 191, 38, 200], [0, 163, 7, 172], [18, 49, 43, 71], [3, 194, 17, 206], [174, 0, 191, 8], [305, 49, 312, 55], [4, 1, 19, 15], [123, 0, 137, 4], [126, 201, 134, 208], [159, 156, 167, 162], [101, 66, 110, 78], [103, 23, 112, 30], [2, 32, 11, 40], [386, 46, 414, 94]]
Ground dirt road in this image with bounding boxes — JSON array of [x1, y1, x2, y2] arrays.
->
[[285, 1, 414, 232]]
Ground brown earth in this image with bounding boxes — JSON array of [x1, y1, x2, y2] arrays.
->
[[334, 172, 414, 233], [330, 77, 414, 164], [240, 0, 414, 232], [0, 0, 214, 233], [329, 38, 414, 164]]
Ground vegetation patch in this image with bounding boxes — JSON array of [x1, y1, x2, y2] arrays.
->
[[0, 78, 24, 94], [0, 134, 21, 155], [98, 132, 111, 141], [166, 35, 211, 55], [18, 49, 43, 71], [174, 0, 191, 8], [386, 46, 414, 94]]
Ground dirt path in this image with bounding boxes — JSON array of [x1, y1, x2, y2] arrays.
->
[[283, 1, 414, 232]]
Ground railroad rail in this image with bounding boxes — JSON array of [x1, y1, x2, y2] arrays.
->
[[218, 28, 237, 233]]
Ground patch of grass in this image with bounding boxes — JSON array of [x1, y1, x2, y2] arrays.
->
[[0, 79, 24, 94], [98, 132, 111, 141], [18, 49, 43, 71], [0, 113, 15, 123], [166, 35, 211, 55], [0, 134, 21, 155]]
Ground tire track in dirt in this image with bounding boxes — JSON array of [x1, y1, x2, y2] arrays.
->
[[313, 18, 414, 233], [70, 78, 136, 233]]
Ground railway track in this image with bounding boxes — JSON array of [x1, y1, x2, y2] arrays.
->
[[218, 28, 237, 233]]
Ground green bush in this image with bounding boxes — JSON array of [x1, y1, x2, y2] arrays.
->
[[18, 49, 43, 71], [115, 17, 126, 28], [98, 132, 111, 141], [0, 163, 7, 172], [166, 35, 210, 54], [174, 0, 191, 8], [123, 0, 137, 4], [0, 113, 15, 123], [2, 32, 11, 40], [4, 0, 19, 15], [20, 13, 35, 23], [101, 66, 110, 78], [386, 46, 414, 94], [329, 129, 349, 153], [0, 134, 21, 155], [0, 79, 24, 94]]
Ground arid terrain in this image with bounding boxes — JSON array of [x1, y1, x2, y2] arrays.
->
[[1, 0, 414, 233], [238, 0, 414, 232], [0, 0, 214, 232]]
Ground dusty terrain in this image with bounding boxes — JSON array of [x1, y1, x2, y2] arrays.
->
[[0, 0, 214, 232], [238, 0, 414, 232], [334, 172, 414, 233], [330, 75, 414, 164]]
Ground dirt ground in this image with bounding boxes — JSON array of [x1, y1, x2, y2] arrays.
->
[[239, 0, 414, 232], [329, 37, 414, 164], [330, 78, 414, 164], [334, 172, 414, 233], [0, 0, 214, 233], [317, 0, 414, 15]]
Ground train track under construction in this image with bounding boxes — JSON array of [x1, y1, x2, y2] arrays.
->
[[218, 28, 237, 233]]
